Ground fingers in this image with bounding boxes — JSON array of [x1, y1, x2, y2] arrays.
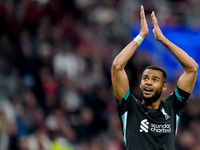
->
[[140, 5, 144, 16], [151, 11, 158, 27], [139, 6, 162, 40], [139, 5, 149, 38], [151, 11, 165, 42], [140, 5, 146, 23]]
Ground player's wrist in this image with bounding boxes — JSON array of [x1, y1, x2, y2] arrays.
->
[[158, 36, 167, 43], [139, 30, 148, 38], [134, 34, 144, 46]]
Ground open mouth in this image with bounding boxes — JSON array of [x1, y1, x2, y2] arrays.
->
[[144, 88, 153, 94]]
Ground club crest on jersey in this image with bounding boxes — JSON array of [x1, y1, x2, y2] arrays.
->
[[161, 108, 171, 120]]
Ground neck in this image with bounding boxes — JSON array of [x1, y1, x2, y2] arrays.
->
[[142, 99, 161, 109]]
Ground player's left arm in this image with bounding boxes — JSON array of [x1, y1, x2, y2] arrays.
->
[[151, 11, 199, 93]]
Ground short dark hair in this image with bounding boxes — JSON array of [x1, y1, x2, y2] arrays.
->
[[144, 65, 167, 83]]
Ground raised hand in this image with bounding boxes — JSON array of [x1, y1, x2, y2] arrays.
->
[[151, 11, 166, 42], [139, 5, 149, 38]]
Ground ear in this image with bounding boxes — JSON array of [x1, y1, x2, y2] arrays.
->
[[162, 83, 167, 92]]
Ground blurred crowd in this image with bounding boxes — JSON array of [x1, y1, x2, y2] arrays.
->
[[0, 0, 199, 150]]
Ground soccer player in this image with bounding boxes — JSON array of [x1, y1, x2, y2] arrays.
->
[[111, 5, 198, 150]]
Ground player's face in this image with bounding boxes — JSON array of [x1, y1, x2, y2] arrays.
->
[[140, 69, 167, 103]]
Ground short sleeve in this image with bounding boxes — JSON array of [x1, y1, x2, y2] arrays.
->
[[175, 87, 190, 103], [172, 87, 190, 115], [117, 89, 131, 116]]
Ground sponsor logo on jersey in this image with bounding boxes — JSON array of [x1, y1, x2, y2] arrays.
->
[[150, 123, 171, 133], [140, 119, 149, 133], [140, 119, 171, 133]]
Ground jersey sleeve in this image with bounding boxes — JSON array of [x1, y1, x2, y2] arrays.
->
[[175, 86, 190, 103], [116, 89, 140, 144], [173, 87, 191, 115], [117, 88, 131, 116]]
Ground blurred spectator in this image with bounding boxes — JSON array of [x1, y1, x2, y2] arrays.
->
[[26, 128, 51, 150], [176, 129, 199, 150]]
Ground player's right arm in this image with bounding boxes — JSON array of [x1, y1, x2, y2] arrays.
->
[[111, 5, 149, 102]]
